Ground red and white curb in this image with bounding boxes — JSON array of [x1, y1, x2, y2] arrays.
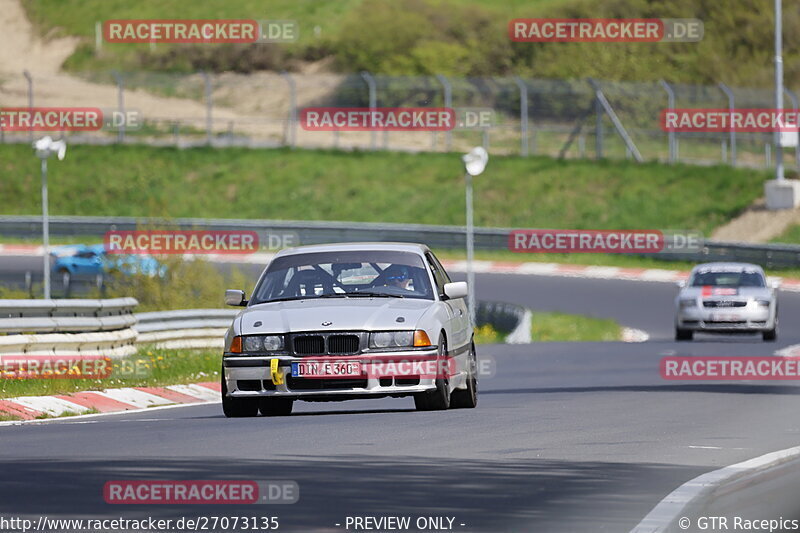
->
[[5, 243, 800, 291], [0, 381, 219, 423]]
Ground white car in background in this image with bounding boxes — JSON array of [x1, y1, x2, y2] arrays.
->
[[675, 262, 778, 341], [221, 242, 478, 417]]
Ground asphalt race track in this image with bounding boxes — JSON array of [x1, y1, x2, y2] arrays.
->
[[2, 257, 800, 531]]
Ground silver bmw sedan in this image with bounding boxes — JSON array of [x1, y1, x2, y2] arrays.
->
[[221, 242, 478, 417]]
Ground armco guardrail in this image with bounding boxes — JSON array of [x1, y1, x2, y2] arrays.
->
[[3, 215, 800, 268], [134, 309, 238, 349], [0, 297, 139, 356], [0, 299, 528, 354]]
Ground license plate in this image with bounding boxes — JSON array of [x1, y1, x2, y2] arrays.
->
[[711, 313, 741, 322], [291, 360, 362, 378]]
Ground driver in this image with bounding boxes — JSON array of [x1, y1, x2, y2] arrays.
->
[[383, 265, 413, 291]]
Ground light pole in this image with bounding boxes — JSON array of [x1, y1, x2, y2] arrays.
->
[[775, 0, 784, 181], [462, 146, 488, 325], [33, 136, 67, 299]]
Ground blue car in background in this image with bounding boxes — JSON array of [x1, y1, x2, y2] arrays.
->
[[51, 244, 165, 278]]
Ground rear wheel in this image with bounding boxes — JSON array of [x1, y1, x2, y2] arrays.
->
[[675, 328, 693, 341], [414, 337, 450, 411], [259, 397, 294, 416], [221, 370, 259, 418], [450, 342, 477, 409]]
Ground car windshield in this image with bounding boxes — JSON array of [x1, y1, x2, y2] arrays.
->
[[690, 270, 765, 287], [250, 250, 434, 304]]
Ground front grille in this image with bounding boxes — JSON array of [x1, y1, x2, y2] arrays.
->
[[703, 300, 747, 308], [286, 376, 368, 391], [289, 331, 365, 356], [328, 334, 360, 354], [293, 335, 324, 355]]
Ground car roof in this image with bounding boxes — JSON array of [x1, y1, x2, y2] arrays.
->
[[691, 262, 764, 273], [273, 242, 432, 258]]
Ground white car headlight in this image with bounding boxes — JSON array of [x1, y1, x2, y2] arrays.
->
[[243, 336, 263, 352], [755, 299, 771, 307], [679, 298, 696, 308], [369, 331, 414, 349], [242, 335, 284, 353]]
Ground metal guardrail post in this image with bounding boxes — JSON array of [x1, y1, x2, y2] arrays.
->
[[435, 74, 452, 152], [281, 71, 297, 148], [659, 80, 676, 163], [785, 88, 800, 170], [588, 79, 643, 162], [513, 77, 529, 156], [718, 83, 736, 166], [360, 71, 378, 150], [111, 71, 125, 143], [23, 70, 33, 143], [202, 71, 213, 145]]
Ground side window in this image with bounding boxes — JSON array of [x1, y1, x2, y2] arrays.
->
[[425, 252, 448, 295], [429, 252, 452, 284]]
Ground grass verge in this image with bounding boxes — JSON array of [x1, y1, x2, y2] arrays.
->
[[0, 145, 766, 235], [531, 311, 622, 342]]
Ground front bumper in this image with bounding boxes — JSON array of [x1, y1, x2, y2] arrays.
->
[[676, 305, 774, 332], [223, 349, 440, 399]]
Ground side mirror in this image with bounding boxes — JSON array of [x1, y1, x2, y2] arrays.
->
[[225, 289, 247, 306], [676, 280, 686, 288], [443, 281, 468, 300], [770, 279, 781, 290]]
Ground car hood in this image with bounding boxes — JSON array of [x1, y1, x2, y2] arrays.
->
[[679, 286, 772, 299], [239, 298, 434, 334]]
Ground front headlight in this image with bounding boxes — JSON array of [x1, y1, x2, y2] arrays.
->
[[755, 299, 771, 307], [679, 298, 697, 308], [369, 330, 414, 349], [242, 335, 284, 353]]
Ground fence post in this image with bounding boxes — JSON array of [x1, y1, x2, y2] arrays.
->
[[95, 21, 102, 53], [718, 82, 736, 166], [513, 77, 529, 156], [435, 74, 452, 152], [588, 78, 643, 162], [360, 71, 377, 150], [111, 71, 125, 143], [659, 80, 676, 163], [23, 70, 33, 142], [281, 71, 297, 148], [202, 71, 213, 145], [785, 88, 800, 171]]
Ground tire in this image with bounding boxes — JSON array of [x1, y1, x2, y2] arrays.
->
[[414, 337, 451, 411], [259, 397, 294, 416], [221, 371, 259, 418], [763, 328, 777, 341], [450, 342, 477, 409], [675, 328, 693, 341]]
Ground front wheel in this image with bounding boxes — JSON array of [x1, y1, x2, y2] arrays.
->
[[675, 328, 693, 341], [221, 371, 259, 418], [450, 342, 477, 409], [414, 337, 451, 411]]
